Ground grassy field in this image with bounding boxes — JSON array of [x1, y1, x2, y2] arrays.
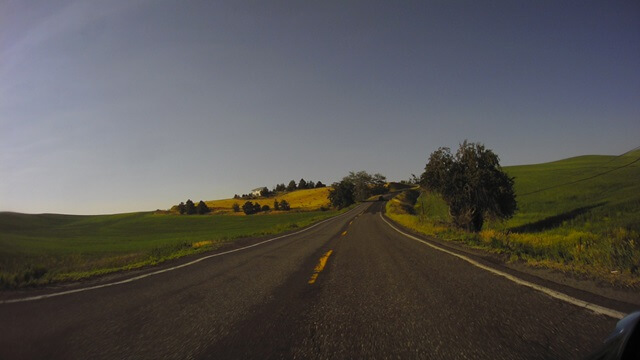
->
[[203, 187, 332, 214], [387, 150, 640, 286], [0, 209, 342, 288]]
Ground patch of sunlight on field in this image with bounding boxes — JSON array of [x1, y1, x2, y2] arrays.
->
[[205, 187, 331, 214]]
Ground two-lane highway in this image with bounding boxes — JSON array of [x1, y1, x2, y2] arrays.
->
[[0, 202, 621, 359]]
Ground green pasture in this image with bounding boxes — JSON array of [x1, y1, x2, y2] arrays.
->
[[0, 210, 340, 288]]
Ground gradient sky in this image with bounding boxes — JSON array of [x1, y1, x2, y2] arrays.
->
[[2, 1, 639, 215]]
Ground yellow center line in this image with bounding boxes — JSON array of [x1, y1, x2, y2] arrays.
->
[[341, 231, 347, 236], [308, 250, 333, 284]]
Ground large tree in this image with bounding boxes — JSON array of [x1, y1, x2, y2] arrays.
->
[[287, 180, 297, 192], [328, 180, 356, 209], [342, 171, 387, 201], [421, 141, 517, 232], [185, 199, 197, 215], [196, 201, 210, 215], [177, 202, 186, 215]]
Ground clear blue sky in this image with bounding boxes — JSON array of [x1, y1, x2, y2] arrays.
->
[[2, 1, 639, 214]]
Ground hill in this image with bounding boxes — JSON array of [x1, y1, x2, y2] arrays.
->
[[204, 187, 332, 214], [503, 150, 640, 233], [387, 150, 640, 285]]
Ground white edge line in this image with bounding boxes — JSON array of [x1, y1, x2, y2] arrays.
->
[[0, 205, 365, 305], [379, 213, 627, 320]]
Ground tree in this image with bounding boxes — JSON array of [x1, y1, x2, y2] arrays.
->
[[287, 180, 297, 192], [421, 141, 517, 232], [185, 199, 196, 215], [253, 202, 262, 213], [261, 204, 270, 212], [276, 183, 286, 192], [260, 187, 270, 197], [232, 202, 240, 212], [342, 171, 387, 201], [307, 180, 315, 189], [242, 201, 255, 215], [196, 201, 211, 215], [328, 180, 356, 209], [279, 199, 291, 210], [177, 202, 186, 215], [273, 200, 280, 210], [298, 178, 307, 189], [315, 181, 326, 188]]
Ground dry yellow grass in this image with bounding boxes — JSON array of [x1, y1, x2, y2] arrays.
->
[[205, 187, 332, 214]]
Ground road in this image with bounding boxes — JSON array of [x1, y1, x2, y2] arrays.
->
[[0, 201, 629, 359]]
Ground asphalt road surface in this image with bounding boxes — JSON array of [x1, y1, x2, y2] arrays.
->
[[0, 202, 628, 359]]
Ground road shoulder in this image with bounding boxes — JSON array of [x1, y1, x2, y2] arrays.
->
[[380, 210, 640, 314]]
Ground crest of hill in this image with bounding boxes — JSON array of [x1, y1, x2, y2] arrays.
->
[[502, 150, 640, 231], [205, 187, 332, 214]]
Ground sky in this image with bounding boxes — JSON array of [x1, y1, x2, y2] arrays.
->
[[1, 1, 639, 215]]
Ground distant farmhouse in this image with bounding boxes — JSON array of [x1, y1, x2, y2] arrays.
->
[[251, 188, 263, 197]]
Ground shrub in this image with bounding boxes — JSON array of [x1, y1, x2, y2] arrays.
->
[[242, 201, 255, 215]]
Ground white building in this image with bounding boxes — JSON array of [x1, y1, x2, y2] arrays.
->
[[251, 188, 264, 197]]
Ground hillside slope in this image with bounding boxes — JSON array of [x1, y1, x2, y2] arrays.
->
[[387, 150, 640, 284], [503, 150, 640, 233], [205, 187, 331, 214]]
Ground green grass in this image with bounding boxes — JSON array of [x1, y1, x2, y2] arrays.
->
[[0, 210, 342, 288], [387, 150, 640, 286]]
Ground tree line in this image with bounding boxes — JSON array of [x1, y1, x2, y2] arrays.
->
[[234, 178, 326, 199], [176, 199, 211, 215], [328, 171, 387, 209], [234, 199, 291, 215]]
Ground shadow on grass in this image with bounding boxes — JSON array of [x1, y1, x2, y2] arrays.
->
[[509, 202, 607, 233]]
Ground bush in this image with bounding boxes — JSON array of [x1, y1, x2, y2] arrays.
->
[[242, 201, 256, 215], [232, 203, 240, 212], [279, 199, 291, 211]]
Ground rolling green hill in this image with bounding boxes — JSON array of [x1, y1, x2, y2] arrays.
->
[[503, 150, 640, 233]]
